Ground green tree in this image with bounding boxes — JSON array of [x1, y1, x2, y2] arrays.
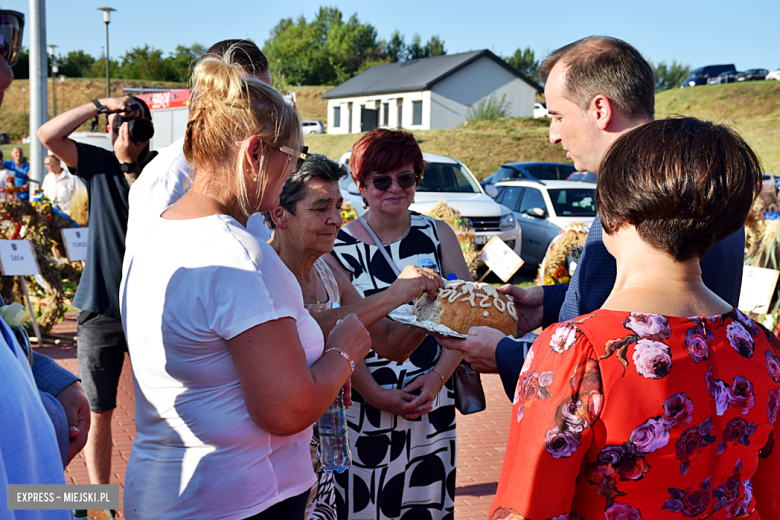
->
[[505, 46, 539, 82], [167, 44, 206, 83], [407, 33, 427, 60], [385, 30, 405, 62], [425, 35, 446, 57], [651, 60, 691, 91], [58, 50, 96, 78], [263, 7, 384, 85], [11, 47, 29, 79]]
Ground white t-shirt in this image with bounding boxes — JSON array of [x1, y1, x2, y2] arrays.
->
[[41, 170, 86, 215], [124, 138, 271, 281], [121, 214, 321, 520]]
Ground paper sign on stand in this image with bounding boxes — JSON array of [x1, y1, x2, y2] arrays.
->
[[0, 240, 43, 341], [477, 236, 524, 283], [738, 265, 780, 315], [60, 228, 89, 262]]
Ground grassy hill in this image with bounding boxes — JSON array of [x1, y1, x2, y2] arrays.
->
[[1, 78, 777, 179]]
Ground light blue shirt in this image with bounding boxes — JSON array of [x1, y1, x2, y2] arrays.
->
[[0, 316, 71, 520]]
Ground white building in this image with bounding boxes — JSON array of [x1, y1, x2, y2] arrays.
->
[[322, 50, 541, 134]]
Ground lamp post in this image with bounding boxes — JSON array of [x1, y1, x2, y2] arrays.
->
[[47, 44, 57, 116], [97, 7, 116, 98], [60, 75, 66, 112]]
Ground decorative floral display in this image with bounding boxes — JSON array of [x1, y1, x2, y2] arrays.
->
[[514, 370, 554, 421], [675, 417, 716, 476], [727, 321, 755, 358], [662, 476, 710, 517], [544, 426, 582, 459], [717, 417, 758, 455], [728, 376, 756, 414]]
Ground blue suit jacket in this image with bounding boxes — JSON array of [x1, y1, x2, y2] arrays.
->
[[495, 216, 745, 399]]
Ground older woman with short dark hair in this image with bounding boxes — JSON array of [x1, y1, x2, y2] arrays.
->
[[264, 153, 445, 520], [490, 117, 779, 520]]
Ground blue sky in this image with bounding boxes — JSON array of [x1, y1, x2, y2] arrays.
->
[[5, 0, 779, 73]]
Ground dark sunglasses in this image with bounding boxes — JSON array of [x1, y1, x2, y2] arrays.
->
[[0, 10, 24, 67], [369, 173, 418, 191]]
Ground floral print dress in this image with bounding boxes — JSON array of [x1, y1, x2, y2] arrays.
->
[[490, 309, 779, 520]]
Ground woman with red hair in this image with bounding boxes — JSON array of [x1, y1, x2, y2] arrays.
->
[[325, 129, 470, 519]]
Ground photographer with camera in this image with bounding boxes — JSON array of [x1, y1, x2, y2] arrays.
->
[[38, 95, 156, 493]]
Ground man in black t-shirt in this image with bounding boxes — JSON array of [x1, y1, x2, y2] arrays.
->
[[38, 95, 156, 488]]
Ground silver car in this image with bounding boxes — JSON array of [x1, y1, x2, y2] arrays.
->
[[495, 179, 596, 265]]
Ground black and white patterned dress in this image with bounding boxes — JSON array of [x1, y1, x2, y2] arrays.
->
[[329, 212, 456, 520]]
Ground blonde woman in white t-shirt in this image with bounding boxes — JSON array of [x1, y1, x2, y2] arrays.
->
[[120, 47, 375, 520]]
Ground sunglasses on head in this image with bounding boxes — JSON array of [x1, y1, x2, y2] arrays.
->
[[369, 172, 418, 191], [0, 10, 24, 67]]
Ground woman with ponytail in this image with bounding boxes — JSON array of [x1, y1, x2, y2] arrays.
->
[[120, 48, 372, 520]]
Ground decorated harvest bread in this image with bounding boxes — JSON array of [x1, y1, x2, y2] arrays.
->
[[412, 280, 518, 337]]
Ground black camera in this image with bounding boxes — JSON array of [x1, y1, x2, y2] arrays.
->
[[117, 114, 154, 143]]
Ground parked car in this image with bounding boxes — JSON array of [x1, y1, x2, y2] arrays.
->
[[709, 71, 739, 84], [533, 102, 549, 118], [681, 64, 736, 87], [494, 179, 596, 265], [338, 151, 522, 255], [0, 132, 10, 144], [21, 135, 32, 144], [480, 162, 578, 187], [302, 120, 326, 134], [767, 69, 780, 81], [566, 171, 598, 183], [737, 69, 769, 82]]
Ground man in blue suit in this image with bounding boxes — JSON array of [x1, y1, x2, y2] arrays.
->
[[439, 36, 745, 399]]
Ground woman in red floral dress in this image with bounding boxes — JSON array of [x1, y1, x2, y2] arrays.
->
[[489, 118, 779, 520]]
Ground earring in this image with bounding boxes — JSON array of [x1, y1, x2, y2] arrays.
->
[[412, 198, 416, 203], [253, 176, 258, 183], [362, 198, 368, 210]]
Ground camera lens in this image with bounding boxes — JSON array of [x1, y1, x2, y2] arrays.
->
[[127, 119, 154, 143]]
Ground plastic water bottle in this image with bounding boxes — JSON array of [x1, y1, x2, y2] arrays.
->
[[418, 257, 438, 274], [318, 387, 352, 473], [446, 273, 458, 281]]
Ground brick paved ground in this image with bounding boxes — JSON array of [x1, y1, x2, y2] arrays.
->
[[38, 312, 513, 519]]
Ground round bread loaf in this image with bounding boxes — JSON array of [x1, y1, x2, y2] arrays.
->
[[412, 280, 518, 337]]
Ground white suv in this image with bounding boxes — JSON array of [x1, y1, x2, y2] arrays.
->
[[338, 151, 521, 256]]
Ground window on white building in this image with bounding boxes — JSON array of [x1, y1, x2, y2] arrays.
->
[[334, 106, 341, 127], [412, 100, 423, 126], [383, 103, 389, 126]]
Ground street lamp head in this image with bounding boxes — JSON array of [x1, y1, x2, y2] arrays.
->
[[97, 7, 116, 24], [47, 44, 57, 56]]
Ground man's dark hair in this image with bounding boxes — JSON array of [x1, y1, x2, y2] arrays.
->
[[206, 39, 269, 77], [263, 154, 347, 229], [597, 117, 762, 261], [538, 36, 655, 120]]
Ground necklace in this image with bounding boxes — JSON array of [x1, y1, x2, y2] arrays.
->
[[190, 190, 228, 208], [298, 271, 322, 304], [366, 212, 411, 245]]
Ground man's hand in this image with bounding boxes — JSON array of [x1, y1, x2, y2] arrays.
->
[[498, 284, 544, 336], [55, 381, 91, 465], [438, 326, 507, 373], [113, 119, 149, 165], [98, 95, 142, 118]]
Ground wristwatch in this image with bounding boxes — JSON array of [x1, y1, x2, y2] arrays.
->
[[119, 161, 140, 174]]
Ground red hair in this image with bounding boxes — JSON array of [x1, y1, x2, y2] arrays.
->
[[350, 128, 424, 186]]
